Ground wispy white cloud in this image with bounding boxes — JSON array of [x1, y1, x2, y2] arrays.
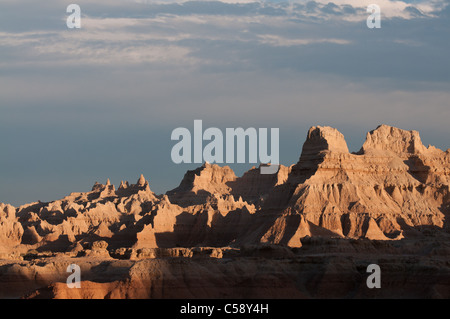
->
[[257, 34, 351, 46], [0, 0, 448, 70], [313, 0, 446, 17]]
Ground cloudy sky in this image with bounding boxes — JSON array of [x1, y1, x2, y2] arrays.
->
[[0, 0, 449, 206]]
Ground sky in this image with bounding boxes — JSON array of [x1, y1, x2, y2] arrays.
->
[[0, 0, 449, 206]]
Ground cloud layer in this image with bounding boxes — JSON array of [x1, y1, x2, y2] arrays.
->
[[1, 0, 449, 205]]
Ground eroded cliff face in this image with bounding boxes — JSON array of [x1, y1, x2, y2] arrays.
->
[[0, 204, 23, 256], [0, 125, 449, 298], [260, 125, 450, 247], [0, 125, 448, 257]]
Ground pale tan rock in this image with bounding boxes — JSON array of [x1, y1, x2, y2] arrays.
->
[[0, 204, 23, 253], [167, 162, 237, 206], [137, 174, 146, 187], [360, 124, 428, 155], [303, 125, 350, 155], [364, 218, 390, 240]]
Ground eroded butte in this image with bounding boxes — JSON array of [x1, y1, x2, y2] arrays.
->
[[1, 125, 449, 298]]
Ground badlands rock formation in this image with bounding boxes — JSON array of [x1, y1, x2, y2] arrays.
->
[[0, 124, 449, 298]]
